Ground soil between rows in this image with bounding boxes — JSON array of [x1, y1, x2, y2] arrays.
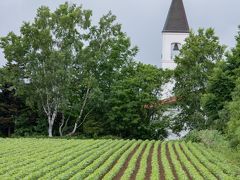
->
[[185, 144, 220, 180], [173, 144, 193, 180], [145, 144, 154, 180], [113, 144, 140, 180], [130, 144, 147, 180], [158, 144, 166, 180], [166, 143, 178, 180], [179, 144, 205, 178]]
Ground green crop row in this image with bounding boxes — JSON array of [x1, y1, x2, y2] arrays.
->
[[192, 143, 240, 177], [51, 140, 118, 179], [187, 142, 236, 180], [150, 141, 160, 180], [168, 141, 188, 180], [180, 142, 217, 180], [102, 140, 141, 180], [0, 139, 239, 179], [0, 140, 82, 177], [174, 142, 203, 180], [12, 140, 99, 179], [161, 142, 175, 179], [120, 141, 147, 179], [70, 140, 127, 179], [28, 140, 107, 179], [135, 141, 153, 180], [86, 140, 134, 180]]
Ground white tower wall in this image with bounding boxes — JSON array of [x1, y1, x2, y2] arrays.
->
[[161, 32, 189, 70]]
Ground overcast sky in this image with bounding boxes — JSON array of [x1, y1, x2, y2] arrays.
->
[[0, 0, 240, 67]]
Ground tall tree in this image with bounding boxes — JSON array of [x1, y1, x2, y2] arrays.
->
[[228, 79, 240, 145], [173, 28, 225, 132], [202, 28, 240, 133], [0, 3, 137, 137], [106, 63, 168, 139]]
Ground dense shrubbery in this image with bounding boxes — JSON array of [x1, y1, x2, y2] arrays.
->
[[184, 130, 228, 148]]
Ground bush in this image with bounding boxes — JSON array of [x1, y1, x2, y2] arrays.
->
[[185, 130, 228, 148], [184, 130, 201, 143]]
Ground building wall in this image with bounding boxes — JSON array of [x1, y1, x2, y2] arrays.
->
[[161, 32, 189, 70]]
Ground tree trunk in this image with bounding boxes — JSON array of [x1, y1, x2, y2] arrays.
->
[[68, 123, 77, 136], [48, 122, 53, 137]]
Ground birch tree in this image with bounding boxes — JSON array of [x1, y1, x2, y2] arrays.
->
[[1, 3, 138, 137], [0, 3, 92, 137]]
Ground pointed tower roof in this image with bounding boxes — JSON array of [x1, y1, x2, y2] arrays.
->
[[163, 0, 189, 33]]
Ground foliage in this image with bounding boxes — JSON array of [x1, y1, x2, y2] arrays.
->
[[173, 28, 225, 132], [106, 63, 168, 139], [0, 3, 140, 138], [201, 61, 234, 132], [225, 30, 240, 147], [227, 79, 240, 147], [184, 130, 228, 149]]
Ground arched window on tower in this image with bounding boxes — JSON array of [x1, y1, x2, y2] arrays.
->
[[171, 43, 181, 60]]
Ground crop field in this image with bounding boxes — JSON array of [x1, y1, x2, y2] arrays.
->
[[0, 139, 239, 179]]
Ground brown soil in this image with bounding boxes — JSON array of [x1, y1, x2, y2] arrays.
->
[[99, 143, 132, 180], [145, 144, 154, 180], [113, 144, 140, 180], [130, 144, 147, 180], [173, 144, 193, 180], [166, 143, 178, 180], [179, 144, 204, 178], [158, 144, 166, 180]]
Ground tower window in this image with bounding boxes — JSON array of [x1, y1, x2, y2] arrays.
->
[[171, 43, 181, 59]]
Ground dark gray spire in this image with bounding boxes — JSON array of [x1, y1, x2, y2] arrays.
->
[[163, 0, 189, 33]]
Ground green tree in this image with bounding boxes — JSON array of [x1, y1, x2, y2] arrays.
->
[[0, 3, 137, 137], [173, 28, 225, 132], [106, 63, 168, 139], [1, 3, 93, 137], [228, 79, 240, 145], [201, 61, 234, 131], [225, 29, 240, 145], [202, 28, 240, 133]]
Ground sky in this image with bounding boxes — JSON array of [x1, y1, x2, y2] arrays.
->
[[0, 0, 240, 67]]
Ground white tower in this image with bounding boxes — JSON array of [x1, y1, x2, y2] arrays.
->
[[161, 0, 189, 70]]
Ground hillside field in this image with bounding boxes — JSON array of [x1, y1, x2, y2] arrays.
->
[[0, 138, 239, 179]]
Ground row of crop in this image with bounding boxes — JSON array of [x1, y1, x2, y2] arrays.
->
[[187, 142, 236, 180], [5, 140, 97, 178], [174, 142, 204, 179], [0, 138, 70, 157], [24, 140, 111, 180], [150, 141, 160, 180], [0, 139, 48, 159], [70, 140, 130, 179], [85, 140, 135, 180], [0, 139, 72, 166], [3, 140, 87, 178], [119, 141, 147, 179], [2, 139, 238, 180], [102, 141, 141, 180], [0, 141, 49, 165], [193, 143, 240, 177], [168, 142, 188, 180], [26, 140, 108, 180], [180, 142, 217, 180], [49, 140, 121, 180], [161, 142, 175, 179], [0, 139, 82, 177], [135, 141, 153, 180]]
